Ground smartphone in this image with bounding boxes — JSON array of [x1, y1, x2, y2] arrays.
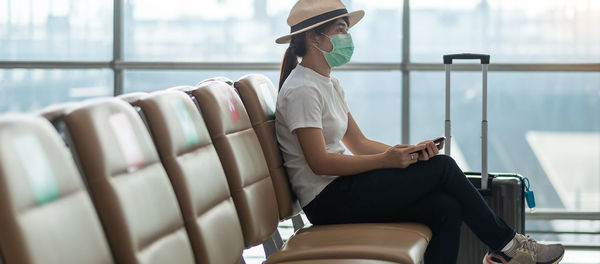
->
[[433, 136, 446, 149], [411, 137, 445, 155]]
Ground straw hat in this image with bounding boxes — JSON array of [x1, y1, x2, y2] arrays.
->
[[275, 0, 365, 44]]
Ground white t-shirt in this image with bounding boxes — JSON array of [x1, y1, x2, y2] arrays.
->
[[275, 64, 350, 208]]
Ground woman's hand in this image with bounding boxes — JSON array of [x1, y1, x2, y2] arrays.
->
[[383, 144, 427, 168], [416, 139, 442, 161]]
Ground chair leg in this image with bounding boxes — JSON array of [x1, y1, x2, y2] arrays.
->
[[291, 214, 305, 232], [262, 229, 284, 258], [272, 229, 284, 248]]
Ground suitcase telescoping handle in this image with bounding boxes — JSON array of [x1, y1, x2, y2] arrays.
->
[[443, 53, 490, 190]]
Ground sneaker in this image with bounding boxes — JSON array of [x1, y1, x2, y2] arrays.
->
[[483, 234, 564, 264]]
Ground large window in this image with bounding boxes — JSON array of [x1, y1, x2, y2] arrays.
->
[[0, 0, 112, 61], [411, 71, 600, 210], [123, 0, 403, 62], [0, 69, 113, 112], [411, 0, 600, 62], [124, 0, 288, 61]]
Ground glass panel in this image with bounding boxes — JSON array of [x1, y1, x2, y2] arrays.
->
[[344, 0, 403, 62], [411, 0, 600, 62], [0, 69, 114, 113], [124, 0, 402, 62], [526, 219, 600, 250], [336, 71, 402, 144], [0, 0, 112, 60], [124, 70, 281, 92], [124, 69, 402, 144], [411, 71, 600, 210]]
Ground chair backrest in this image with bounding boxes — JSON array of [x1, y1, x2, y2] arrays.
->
[[63, 99, 195, 264], [132, 90, 245, 264], [0, 114, 112, 264], [116, 92, 152, 132], [190, 81, 279, 247], [196, 77, 234, 86], [38, 102, 81, 122], [116, 92, 148, 105], [166, 86, 197, 93], [38, 102, 86, 179], [234, 74, 301, 220], [38, 102, 82, 148]]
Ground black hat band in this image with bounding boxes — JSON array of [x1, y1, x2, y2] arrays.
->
[[290, 8, 348, 33]]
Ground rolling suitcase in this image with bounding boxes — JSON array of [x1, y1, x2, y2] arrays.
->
[[442, 54, 526, 264]]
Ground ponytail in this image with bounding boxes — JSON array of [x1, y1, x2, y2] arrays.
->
[[279, 46, 298, 90], [279, 33, 307, 91]]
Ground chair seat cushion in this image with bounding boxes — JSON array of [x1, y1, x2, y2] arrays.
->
[[265, 223, 431, 264], [278, 259, 400, 264]]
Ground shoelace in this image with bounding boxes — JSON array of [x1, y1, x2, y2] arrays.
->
[[517, 234, 538, 254]]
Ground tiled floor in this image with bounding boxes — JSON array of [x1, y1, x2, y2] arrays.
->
[[560, 249, 600, 264], [246, 247, 600, 264]]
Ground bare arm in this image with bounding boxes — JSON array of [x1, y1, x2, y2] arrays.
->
[[295, 127, 425, 176], [342, 113, 391, 155]]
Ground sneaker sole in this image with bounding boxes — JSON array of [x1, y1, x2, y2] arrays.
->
[[482, 253, 507, 264], [551, 254, 564, 264], [546, 249, 565, 264]]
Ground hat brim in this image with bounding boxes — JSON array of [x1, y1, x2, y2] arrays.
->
[[275, 10, 365, 44]]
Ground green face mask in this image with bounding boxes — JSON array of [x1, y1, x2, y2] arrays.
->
[[316, 33, 354, 68]]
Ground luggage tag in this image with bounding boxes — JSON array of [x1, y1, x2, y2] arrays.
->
[[523, 177, 536, 210]]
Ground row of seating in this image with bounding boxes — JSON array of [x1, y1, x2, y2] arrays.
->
[[0, 74, 432, 264]]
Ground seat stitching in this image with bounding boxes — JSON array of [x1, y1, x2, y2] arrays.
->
[[137, 224, 186, 254], [230, 175, 271, 193], [19, 188, 85, 214], [191, 196, 233, 221]]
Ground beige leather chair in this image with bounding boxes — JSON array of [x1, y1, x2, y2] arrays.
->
[[190, 81, 280, 248], [196, 77, 234, 86], [116, 92, 152, 132], [116, 92, 148, 105], [38, 102, 83, 149], [166, 85, 196, 93], [278, 260, 399, 264], [234, 74, 432, 264], [234, 75, 301, 221], [129, 90, 245, 264], [38, 102, 81, 122], [0, 114, 113, 264], [38, 102, 86, 179], [63, 99, 196, 264], [264, 223, 431, 263]]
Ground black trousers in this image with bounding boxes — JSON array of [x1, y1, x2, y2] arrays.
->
[[303, 155, 515, 264]]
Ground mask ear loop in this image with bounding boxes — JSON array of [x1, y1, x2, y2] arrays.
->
[[313, 32, 333, 53]]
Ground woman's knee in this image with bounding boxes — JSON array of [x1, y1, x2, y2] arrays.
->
[[430, 154, 465, 178], [430, 154, 457, 167]]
